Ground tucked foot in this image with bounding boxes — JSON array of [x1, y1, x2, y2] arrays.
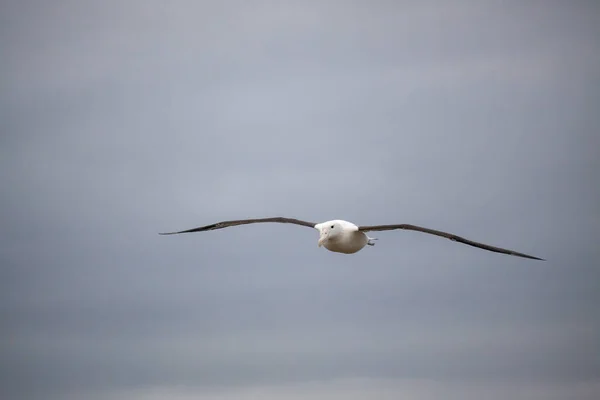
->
[[367, 237, 378, 246]]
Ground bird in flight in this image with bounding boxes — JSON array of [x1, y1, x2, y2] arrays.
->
[[159, 217, 544, 260]]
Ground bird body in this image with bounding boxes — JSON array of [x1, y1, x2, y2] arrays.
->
[[315, 220, 372, 254], [159, 216, 544, 261]]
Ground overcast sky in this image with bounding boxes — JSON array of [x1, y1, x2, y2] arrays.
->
[[1, 1, 599, 399]]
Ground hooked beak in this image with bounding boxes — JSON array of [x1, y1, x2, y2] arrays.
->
[[318, 233, 327, 247]]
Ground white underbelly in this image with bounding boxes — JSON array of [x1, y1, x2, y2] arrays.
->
[[324, 231, 368, 254]]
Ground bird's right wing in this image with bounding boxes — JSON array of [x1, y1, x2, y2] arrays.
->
[[159, 217, 317, 235]]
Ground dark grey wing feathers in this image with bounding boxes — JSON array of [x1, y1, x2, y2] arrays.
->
[[358, 224, 544, 261], [159, 217, 317, 235]]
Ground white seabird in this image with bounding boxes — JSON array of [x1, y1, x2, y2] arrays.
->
[[159, 217, 544, 261]]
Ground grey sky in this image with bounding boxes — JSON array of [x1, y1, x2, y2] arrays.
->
[[1, 0, 599, 399]]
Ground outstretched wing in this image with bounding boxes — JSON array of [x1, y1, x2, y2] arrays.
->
[[358, 224, 544, 261], [159, 217, 317, 235]]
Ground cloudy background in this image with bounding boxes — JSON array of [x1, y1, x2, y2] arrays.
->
[[2, 0, 599, 399]]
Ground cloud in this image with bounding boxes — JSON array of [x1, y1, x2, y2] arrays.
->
[[74, 378, 600, 400], [1, 1, 599, 400]]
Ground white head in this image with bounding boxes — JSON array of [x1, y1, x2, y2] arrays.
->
[[316, 220, 343, 247]]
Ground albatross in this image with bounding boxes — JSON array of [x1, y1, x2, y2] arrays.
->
[[159, 217, 544, 261]]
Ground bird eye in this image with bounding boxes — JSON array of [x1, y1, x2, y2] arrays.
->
[[331, 225, 334, 229]]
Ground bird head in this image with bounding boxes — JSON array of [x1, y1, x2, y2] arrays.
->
[[317, 221, 340, 247]]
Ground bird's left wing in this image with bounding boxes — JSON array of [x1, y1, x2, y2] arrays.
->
[[358, 223, 544, 261]]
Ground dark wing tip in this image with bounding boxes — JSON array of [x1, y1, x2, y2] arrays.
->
[[519, 254, 546, 261], [506, 249, 545, 261]]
